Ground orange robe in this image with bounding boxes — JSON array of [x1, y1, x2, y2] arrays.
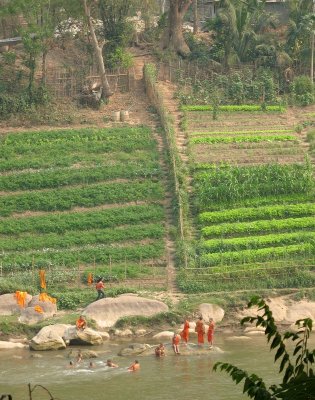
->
[[39, 270, 46, 290], [15, 291, 27, 308], [195, 320, 205, 344], [76, 318, 86, 330], [207, 321, 215, 343], [180, 320, 190, 343], [87, 273, 93, 285]]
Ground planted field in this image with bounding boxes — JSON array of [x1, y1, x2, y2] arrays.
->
[[180, 106, 315, 292], [0, 127, 167, 286]]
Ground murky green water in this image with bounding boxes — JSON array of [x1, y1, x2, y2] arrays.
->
[[1, 334, 314, 400]]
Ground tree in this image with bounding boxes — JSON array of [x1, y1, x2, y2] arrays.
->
[[214, 296, 315, 400], [82, 0, 113, 99], [98, 0, 134, 69], [161, 0, 193, 56], [286, 0, 315, 76], [206, 0, 277, 68]]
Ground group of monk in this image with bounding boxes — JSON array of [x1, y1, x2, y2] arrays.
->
[[155, 316, 215, 357]]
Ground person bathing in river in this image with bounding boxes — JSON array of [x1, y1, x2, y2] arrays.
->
[[106, 359, 119, 368], [207, 318, 215, 348], [172, 333, 181, 355], [128, 360, 140, 372], [155, 343, 165, 357], [195, 316, 205, 346], [76, 349, 83, 364], [95, 277, 105, 301], [180, 318, 190, 346], [76, 315, 87, 331]]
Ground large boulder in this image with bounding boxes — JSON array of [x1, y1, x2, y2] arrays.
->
[[83, 294, 169, 328], [118, 343, 151, 357], [153, 331, 175, 341], [199, 303, 225, 323], [63, 326, 103, 345], [0, 293, 32, 316], [19, 294, 57, 325], [30, 324, 70, 351], [237, 297, 315, 325]]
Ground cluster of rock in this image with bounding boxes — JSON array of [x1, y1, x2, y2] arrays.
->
[[1, 292, 315, 352]]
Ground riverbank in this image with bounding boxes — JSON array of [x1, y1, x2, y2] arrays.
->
[[1, 288, 315, 344]]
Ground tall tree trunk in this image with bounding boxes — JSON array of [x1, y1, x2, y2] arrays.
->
[[83, 0, 113, 99], [193, 0, 198, 35], [161, 0, 192, 56]]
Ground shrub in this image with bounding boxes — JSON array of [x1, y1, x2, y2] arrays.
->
[[291, 76, 314, 106]]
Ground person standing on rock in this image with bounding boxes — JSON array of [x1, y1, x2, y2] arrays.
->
[[195, 316, 205, 346], [207, 318, 215, 349], [95, 277, 105, 301], [180, 318, 190, 346], [172, 332, 181, 354]]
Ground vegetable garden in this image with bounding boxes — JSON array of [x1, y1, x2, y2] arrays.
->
[[0, 126, 167, 291], [179, 105, 315, 292]]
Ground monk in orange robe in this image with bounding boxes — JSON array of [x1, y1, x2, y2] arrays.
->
[[207, 318, 215, 348], [180, 319, 190, 345], [195, 316, 205, 346], [76, 315, 87, 330]]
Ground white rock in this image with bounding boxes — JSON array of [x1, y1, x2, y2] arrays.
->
[[152, 331, 174, 340], [199, 303, 225, 322], [0, 293, 32, 316], [114, 329, 133, 338], [83, 295, 168, 328], [0, 341, 28, 350]]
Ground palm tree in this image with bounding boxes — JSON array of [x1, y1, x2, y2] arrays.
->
[[206, 0, 278, 68], [286, 0, 315, 73]]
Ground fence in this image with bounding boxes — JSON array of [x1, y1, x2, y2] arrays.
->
[[0, 258, 168, 290], [157, 59, 255, 85], [39, 66, 135, 98]]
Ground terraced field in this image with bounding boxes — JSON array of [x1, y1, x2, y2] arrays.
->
[[178, 106, 315, 292], [0, 126, 167, 288]]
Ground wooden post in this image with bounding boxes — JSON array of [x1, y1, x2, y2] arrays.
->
[[32, 256, 35, 286], [93, 256, 96, 280]]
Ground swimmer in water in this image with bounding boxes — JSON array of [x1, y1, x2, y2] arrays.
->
[[106, 359, 118, 368]]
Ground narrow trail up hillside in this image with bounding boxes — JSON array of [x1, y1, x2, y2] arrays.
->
[[131, 51, 179, 293]]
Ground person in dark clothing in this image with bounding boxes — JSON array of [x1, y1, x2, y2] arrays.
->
[[95, 277, 105, 301]]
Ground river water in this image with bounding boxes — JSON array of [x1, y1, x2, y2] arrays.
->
[[1, 334, 314, 400]]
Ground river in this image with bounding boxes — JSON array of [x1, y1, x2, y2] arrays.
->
[[1, 333, 314, 400]]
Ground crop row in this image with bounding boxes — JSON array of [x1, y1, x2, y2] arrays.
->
[[194, 163, 313, 207], [1, 135, 155, 157], [2, 126, 151, 146], [0, 223, 165, 253], [0, 149, 158, 173], [190, 129, 293, 136], [199, 203, 315, 224], [181, 105, 285, 112], [190, 134, 296, 145], [200, 243, 314, 267], [0, 240, 165, 272], [201, 216, 315, 238], [199, 231, 315, 253], [0, 204, 164, 235], [0, 181, 164, 217], [0, 162, 161, 191]]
